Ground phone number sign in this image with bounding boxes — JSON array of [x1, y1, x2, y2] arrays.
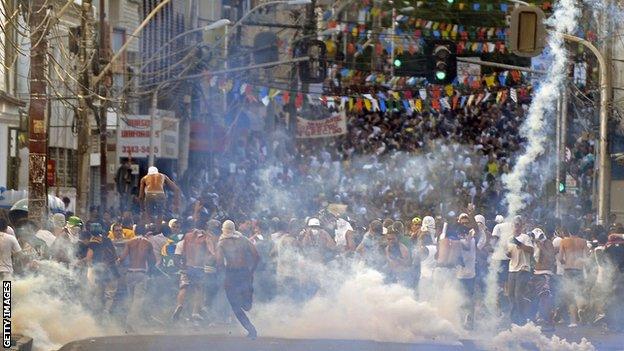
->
[[116, 114, 178, 159]]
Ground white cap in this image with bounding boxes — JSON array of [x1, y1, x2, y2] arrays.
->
[[168, 219, 179, 228], [422, 216, 436, 230], [222, 220, 235, 233], [307, 218, 321, 227], [495, 215, 504, 223], [532, 228, 545, 241], [148, 166, 158, 175], [474, 215, 486, 225]]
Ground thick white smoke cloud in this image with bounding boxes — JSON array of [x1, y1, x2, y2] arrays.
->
[[502, 0, 580, 217], [486, 322, 595, 351], [12, 261, 119, 351], [252, 255, 464, 343]]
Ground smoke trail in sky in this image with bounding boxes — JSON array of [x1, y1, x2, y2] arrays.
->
[[502, 0, 580, 217]]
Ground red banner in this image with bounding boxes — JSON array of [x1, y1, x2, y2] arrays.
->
[[296, 111, 347, 139]]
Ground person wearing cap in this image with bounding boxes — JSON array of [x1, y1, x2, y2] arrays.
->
[[531, 227, 556, 331], [216, 220, 259, 339], [138, 166, 181, 220], [506, 219, 534, 325], [49, 216, 83, 264], [300, 217, 336, 262]]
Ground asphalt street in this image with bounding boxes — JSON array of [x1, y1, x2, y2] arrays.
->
[[57, 325, 624, 351]]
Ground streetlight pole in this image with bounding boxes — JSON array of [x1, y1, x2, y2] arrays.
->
[[560, 33, 610, 225]]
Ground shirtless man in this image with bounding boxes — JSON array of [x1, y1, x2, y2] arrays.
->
[[171, 228, 217, 321], [559, 219, 589, 327], [300, 218, 336, 262], [116, 229, 156, 329], [138, 166, 181, 220], [216, 220, 260, 339]]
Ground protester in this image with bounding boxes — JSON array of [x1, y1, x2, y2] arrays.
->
[[559, 219, 589, 327], [138, 166, 181, 220], [216, 220, 260, 339], [116, 224, 156, 330], [506, 219, 534, 325], [532, 228, 556, 331], [0, 218, 22, 280]]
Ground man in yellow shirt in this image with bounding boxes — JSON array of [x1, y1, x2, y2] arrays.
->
[[108, 222, 135, 242]]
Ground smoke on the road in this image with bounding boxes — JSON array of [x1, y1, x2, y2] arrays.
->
[[487, 322, 595, 351], [12, 261, 118, 351], [253, 257, 463, 343]]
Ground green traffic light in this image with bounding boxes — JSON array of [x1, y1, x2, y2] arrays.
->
[[447, 0, 454, 3], [393, 59, 402, 67], [558, 182, 565, 192], [435, 71, 446, 80]]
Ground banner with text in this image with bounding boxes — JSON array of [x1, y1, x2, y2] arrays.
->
[[296, 111, 347, 139]]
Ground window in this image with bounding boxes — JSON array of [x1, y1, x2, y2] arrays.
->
[[112, 28, 125, 53], [49, 147, 78, 188]]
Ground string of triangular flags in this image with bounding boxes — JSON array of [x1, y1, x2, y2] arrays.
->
[[334, 68, 529, 91], [321, 0, 554, 18], [209, 77, 533, 114]]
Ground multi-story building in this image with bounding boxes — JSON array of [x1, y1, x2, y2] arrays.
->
[[0, 0, 26, 194]]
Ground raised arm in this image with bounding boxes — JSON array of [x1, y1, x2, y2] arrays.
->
[[138, 176, 146, 202]]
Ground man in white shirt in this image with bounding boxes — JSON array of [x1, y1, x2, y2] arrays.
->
[[0, 218, 22, 280], [491, 215, 521, 311], [506, 221, 534, 325], [456, 218, 477, 330]]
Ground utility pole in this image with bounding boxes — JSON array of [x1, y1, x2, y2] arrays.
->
[[26, 0, 50, 224], [98, 0, 110, 212], [76, 0, 94, 218]]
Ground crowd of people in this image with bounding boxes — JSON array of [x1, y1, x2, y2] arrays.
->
[[2, 202, 624, 338], [1, 99, 620, 341]]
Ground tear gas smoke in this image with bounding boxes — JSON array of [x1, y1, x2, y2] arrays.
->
[[502, 0, 579, 217], [253, 251, 464, 343], [487, 0, 580, 319], [12, 261, 118, 351], [485, 322, 595, 351]]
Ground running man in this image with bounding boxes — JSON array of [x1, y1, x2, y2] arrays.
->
[[216, 220, 260, 339]]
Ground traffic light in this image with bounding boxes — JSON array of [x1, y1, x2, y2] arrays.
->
[[297, 40, 327, 83], [558, 181, 566, 193], [425, 40, 457, 84], [509, 6, 546, 57]]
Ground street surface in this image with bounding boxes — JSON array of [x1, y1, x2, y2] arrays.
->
[[57, 325, 624, 351]]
